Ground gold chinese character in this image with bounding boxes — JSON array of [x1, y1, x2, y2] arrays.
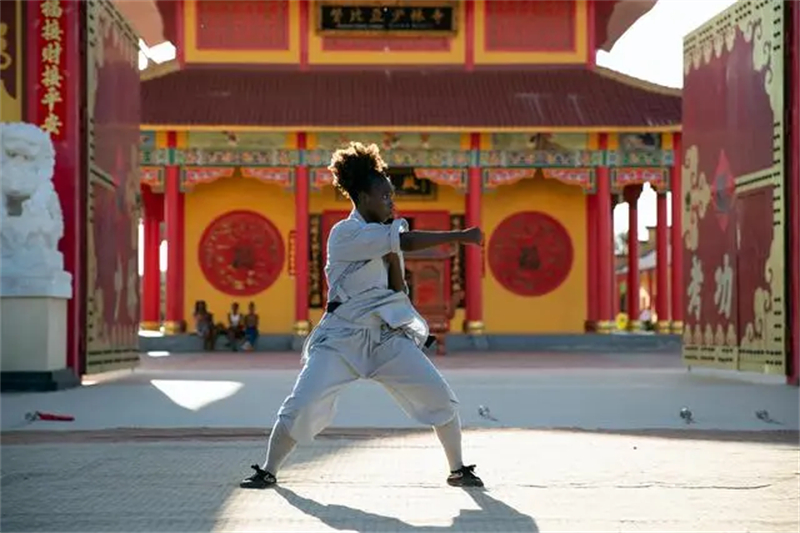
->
[[42, 113, 62, 135], [41, 86, 62, 110], [370, 7, 383, 23], [41, 64, 62, 88], [410, 9, 425, 23], [432, 8, 444, 24], [330, 7, 343, 24], [391, 8, 405, 23], [41, 41, 62, 64], [0, 23, 11, 71], [42, 19, 62, 41], [349, 8, 363, 23], [41, 0, 63, 19]]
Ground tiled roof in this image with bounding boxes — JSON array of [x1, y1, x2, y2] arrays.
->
[[141, 67, 681, 129]]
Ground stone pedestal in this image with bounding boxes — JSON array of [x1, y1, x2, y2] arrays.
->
[[0, 295, 79, 391]]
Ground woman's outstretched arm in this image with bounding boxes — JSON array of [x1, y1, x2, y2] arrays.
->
[[399, 227, 483, 252]]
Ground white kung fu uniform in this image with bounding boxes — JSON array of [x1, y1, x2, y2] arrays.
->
[[277, 210, 459, 444]]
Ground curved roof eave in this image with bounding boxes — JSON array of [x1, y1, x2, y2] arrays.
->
[[597, 0, 659, 53]]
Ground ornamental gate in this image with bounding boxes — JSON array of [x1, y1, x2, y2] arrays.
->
[[681, 0, 788, 374]]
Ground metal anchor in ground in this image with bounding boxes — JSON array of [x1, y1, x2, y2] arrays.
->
[[755, 410, 782, 425], [478, 405, 498, 422], [679, 407, 694, 424]]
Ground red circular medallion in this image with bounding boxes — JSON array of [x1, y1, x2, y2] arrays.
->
[[198, 210, 284, 296], [488, 211, 574, 297]]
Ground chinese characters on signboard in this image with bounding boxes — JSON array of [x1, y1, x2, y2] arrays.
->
[[318, 3, 456, 34], [40, 0, 63, 136]]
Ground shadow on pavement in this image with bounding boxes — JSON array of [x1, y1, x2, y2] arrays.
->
[[275, 486, 539, 532]]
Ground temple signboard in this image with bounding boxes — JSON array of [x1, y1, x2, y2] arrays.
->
[[317, 2, 456, 35]]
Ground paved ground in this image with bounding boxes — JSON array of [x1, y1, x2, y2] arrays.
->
[[2, 352, 798, 532], [2, 430, 798, 532], [1, 352, 797, 432]]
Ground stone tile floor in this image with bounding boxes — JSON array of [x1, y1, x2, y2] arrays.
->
[[2, 429, 798, 532]]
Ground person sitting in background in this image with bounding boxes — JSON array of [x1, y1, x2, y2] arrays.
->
[[193, 300, 217, 351], [227, 302, 245, 351], [639, 307, 654, 331], [242, 302, 260, 351]]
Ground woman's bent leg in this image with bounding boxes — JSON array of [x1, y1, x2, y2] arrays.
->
[[371, 335, 483, 487], [241, 340, 359, 489], [264, 418, 297, 474]]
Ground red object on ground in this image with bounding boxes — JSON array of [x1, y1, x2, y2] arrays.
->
[[26, 411, 75, 422]]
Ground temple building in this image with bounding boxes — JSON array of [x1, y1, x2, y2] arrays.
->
[[2, 0, 797, 390], [134, 0, 684, 340]]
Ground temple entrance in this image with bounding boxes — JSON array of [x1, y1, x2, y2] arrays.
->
[[319, 208, 457, 353]]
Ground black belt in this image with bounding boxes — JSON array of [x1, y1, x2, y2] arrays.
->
[[325, 301, 436, 349]]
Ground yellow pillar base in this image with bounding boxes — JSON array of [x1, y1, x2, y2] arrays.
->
[[163, 320, 183, 336], [293, 320, 311, 337], [596, 320, 615, 334], [655, 320, 672, 334], [139, 321, 161, 331], [670, 321, 684, 334], [627, 320, 642, 332], [465, 320, 485, 335]]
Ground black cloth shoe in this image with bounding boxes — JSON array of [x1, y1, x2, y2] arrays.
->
[[447, 464, 484, 487], [239, 464, 277, 489]]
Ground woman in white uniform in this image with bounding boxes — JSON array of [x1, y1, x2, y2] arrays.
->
[[241, 142, 485, 489]]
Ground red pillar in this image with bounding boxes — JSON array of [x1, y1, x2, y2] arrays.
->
[[464, 133, 484, 334], [141, 187, 162, 330], [586, 0, 597, 69], [465, 0, 475, 71], [164, 132, 184, 335], [596, 134, 614, 333], [585, 193, 599, 331], [299, 0, 309, 70], [655, 191, 670, 332], [625, 185, 643, 330], [294, 133, 311, 336], [26, 0, 85, 375], [670, 134, 684, 334], [789, 0, 800, 386]]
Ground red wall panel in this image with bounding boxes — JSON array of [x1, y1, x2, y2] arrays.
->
[[484, 0, 575, 52], [195, 0, 289, 51]]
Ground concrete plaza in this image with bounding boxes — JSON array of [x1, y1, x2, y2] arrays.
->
[[1, 351, 798, 532]]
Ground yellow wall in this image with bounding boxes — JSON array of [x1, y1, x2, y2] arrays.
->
[[183, 176, 586, 335], [483, 178, 587, 333], [183, 178, 296, 333]]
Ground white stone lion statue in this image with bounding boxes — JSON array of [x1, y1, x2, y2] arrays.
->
[[1, 122, 72, 297]]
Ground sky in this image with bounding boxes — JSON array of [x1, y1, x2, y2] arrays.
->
[[137, 0, 739, 254]]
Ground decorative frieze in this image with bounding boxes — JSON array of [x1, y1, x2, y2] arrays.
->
[[483, 168, 594, 192], [607, 149, 674, 167], [611, 168, 670, 192], [140, 166, 164, 192], [480, 150, 604, 168]]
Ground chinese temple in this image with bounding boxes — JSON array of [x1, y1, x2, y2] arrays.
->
[[132, 0, 686, 343], [1, 0, 797, 390]]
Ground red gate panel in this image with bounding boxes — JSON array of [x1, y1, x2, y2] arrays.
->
[[85, 0, 141, 372], [682, 0, 787, 374]]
